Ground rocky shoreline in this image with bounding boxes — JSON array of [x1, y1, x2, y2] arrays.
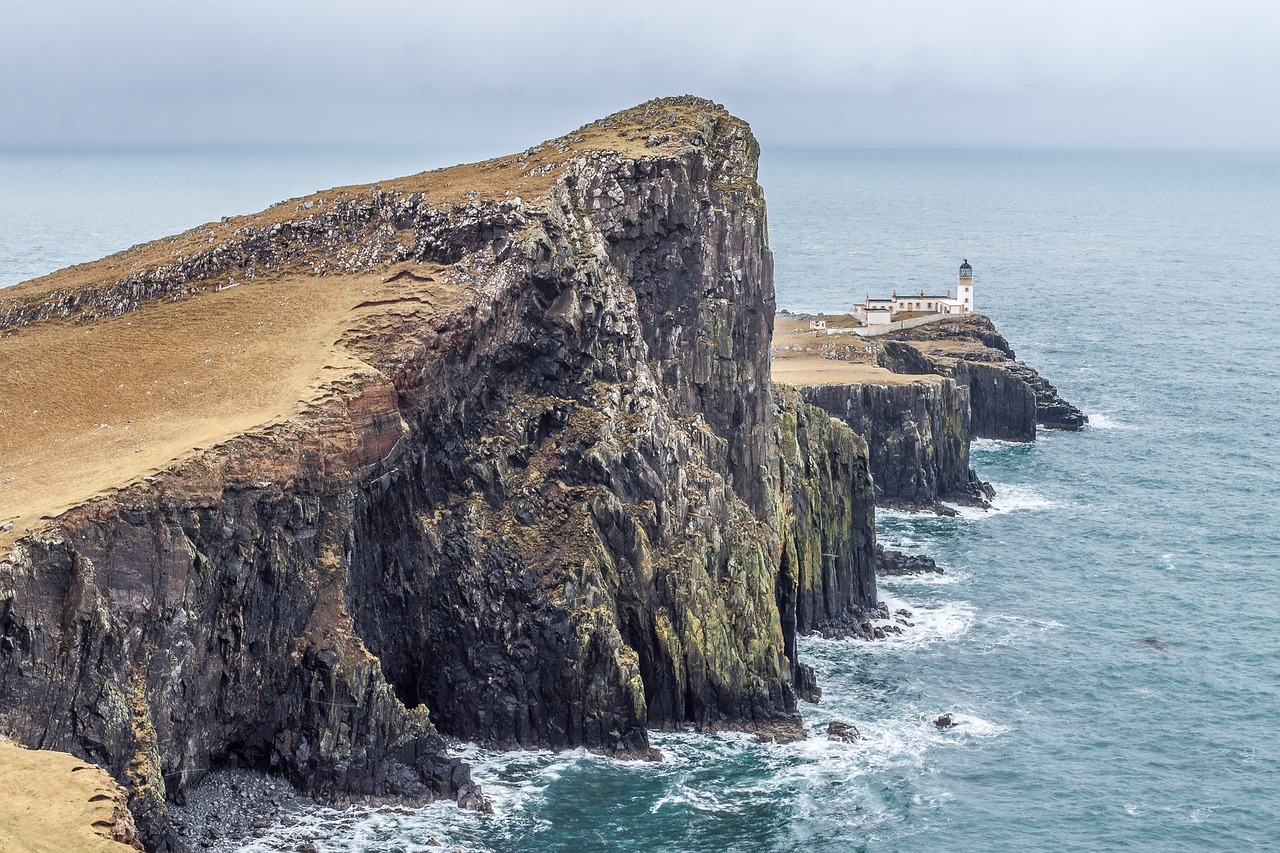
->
[[0, 98, 1082, 852]]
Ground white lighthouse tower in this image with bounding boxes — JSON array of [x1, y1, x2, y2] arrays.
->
[[957, 259, 974, 312]]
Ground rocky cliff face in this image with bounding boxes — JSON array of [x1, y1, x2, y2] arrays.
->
[[773, 386, 877, 693], [876, 340, 1038, 442], [0, 98, 880, 850], [797, 380, 990, 508]]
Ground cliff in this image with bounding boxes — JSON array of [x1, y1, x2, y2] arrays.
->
[[772, 322, 989, 508], [0, 98, 880, 849], [796, 380, 989, 507], [771, 313, 1084, 511], [774, 386, 877, 684], [883, 315, 1087, 434]]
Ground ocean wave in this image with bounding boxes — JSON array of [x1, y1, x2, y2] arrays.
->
[[231, 800, 493, 853], [981, 613, 1064, 632], [973, 612, 1064, 652], [971, 437, 1036, 452], [874, 506, 928, 523], [1085, 411, 1136, 430], [232, 697, 1004, 852], [943, 482, 1057, 519], [803, 594, 975, 652], [877, 569, 967, 587]]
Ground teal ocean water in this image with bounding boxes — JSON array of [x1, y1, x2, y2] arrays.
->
[[3, 147, 1279, 851]]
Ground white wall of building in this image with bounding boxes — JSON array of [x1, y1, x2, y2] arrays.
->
[[853, 269, 976, 326]]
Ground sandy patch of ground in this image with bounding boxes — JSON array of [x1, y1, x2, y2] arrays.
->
[[771, 358, 940, 386]]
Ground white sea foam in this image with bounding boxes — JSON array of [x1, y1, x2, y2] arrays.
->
[[943, 482, 1057, 519], [232, 800, 493, 853], [877, 569, 967, 587], [1085, 411, 1136, 430], [981, 613, 1064, 632], [971, 437, 1035, 453], [801, 592, 976, 652], [874, 506, 924, 523]]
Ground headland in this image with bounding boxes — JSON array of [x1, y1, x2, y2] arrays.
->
[[0, 97, 1082, 851]]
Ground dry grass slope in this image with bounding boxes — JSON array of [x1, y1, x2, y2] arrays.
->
[[0, 739, 141, 852], [0, 266, 456, 552], [0, 96, 730, 554], [771, 315, 943, 387]]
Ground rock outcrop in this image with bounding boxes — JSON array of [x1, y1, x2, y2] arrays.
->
[[874, 544, 942, 576], [884, 315, 1087, 433], [774, 386, 878, 697], [797, 380, 991, 508], [0, 98, 881, 849]]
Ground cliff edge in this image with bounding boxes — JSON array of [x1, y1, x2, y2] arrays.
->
[[772, 312, 1084, 510], [0, 98, 878, 849]]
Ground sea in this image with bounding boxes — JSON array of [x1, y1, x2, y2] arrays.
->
[[2, 146, 1279, 851]]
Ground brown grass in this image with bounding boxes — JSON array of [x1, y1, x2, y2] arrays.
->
[[0, 264, 457, 552], [0, 97, 732, 554], [771, 358, 941, 387], [0, 739, 138, 852], [770, 315, 943, 387]]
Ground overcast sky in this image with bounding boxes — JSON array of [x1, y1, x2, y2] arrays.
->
[[2, 0, 1278, 152]]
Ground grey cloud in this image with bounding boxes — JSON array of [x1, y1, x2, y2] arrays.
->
[[1, 0, 1277, 150]]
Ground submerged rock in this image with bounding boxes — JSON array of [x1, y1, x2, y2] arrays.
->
[[1137, 636, 1170, 652], [826, 720, 861, 743]]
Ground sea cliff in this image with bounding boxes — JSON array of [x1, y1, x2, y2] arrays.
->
[[0, 98, 1081, 852], [772, 312, 1085, 511], [0, 98, 881, 850]]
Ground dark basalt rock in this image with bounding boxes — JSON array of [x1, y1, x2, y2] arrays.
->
[[885, 316, 1087, 434], [774, 386, 879, 664], [875, 543, 942, 576], [826, 720, 861, 742], [1000, 360, 1089, 430], [799, 380, 991, 509]]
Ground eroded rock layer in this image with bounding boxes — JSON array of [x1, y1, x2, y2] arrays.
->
[[774, 387, 877, 682]]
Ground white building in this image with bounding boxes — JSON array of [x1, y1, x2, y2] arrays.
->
[[852, 260, 976, 325]]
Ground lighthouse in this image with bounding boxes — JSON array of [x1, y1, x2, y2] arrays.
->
[[957, 259, 974, 311], [851, 261, 979, 326]]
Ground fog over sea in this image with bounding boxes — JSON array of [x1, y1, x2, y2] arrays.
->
[[3, 146, 1279, 852]]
